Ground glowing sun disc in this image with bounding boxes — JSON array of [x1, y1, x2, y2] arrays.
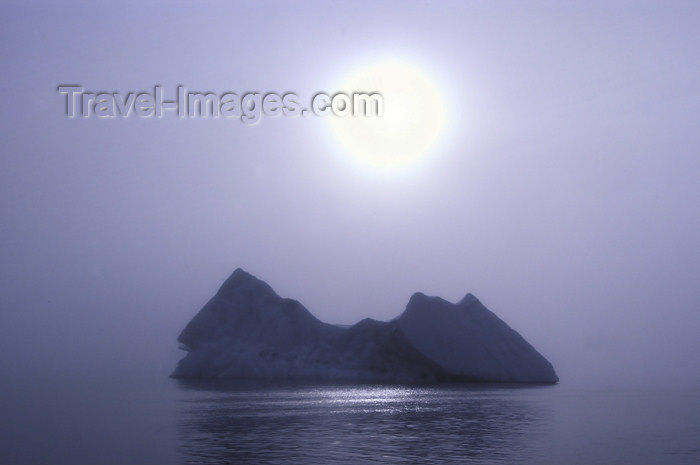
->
[[330, 60, 447, 171]]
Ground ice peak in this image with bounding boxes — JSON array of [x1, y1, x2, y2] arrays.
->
[[400, 292, 449, 320], [406, 291, 451, 307], [458, 293, 480, 307], [217, 267, 277, 297], [229, 267, 259, 283], [408, 291, 428, 302]]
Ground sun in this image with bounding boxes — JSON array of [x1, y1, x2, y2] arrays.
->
[[330, 60, 447, 172]]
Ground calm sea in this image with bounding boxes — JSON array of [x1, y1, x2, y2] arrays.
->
[[1, 376, 699, 464]]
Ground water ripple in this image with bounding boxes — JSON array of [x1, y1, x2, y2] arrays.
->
[[176, 381, 550, 464]]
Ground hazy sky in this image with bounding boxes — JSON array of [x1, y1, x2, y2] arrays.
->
[[1, 0, 699, 387]]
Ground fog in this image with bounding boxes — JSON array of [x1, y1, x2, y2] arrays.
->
[[1, 0, 699, 389]]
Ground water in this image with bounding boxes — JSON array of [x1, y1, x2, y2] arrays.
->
[[2, 377, 699, 464], [177, 381, 550, 464]]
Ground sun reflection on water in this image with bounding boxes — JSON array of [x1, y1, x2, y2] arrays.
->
[[176, 381, 551, 464]]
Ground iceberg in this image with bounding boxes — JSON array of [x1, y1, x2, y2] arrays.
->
[[172, 268, 558, 384]]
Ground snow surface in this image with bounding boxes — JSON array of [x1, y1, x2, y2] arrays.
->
[[172, 268, 558, 384]]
